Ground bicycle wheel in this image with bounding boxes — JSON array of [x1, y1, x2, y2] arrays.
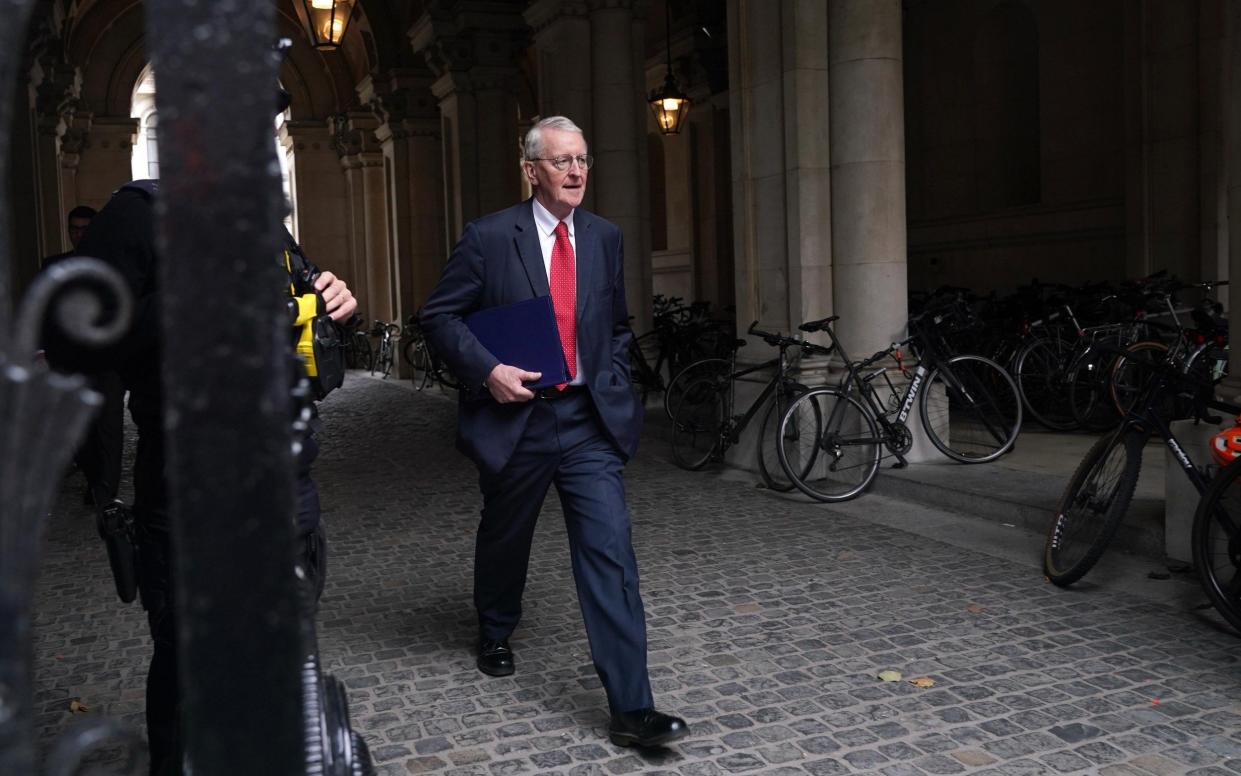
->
[[628, 331, 664, 403], [407, 339, 434, 390], [920, 354, 1022, 463], [1014, 336, 1077, 430], [1193, 456, 1241, 633], [402, 334, 421, 367], [350, 332, 372, 372], [1109, 341, 1168, 417], [1068, 343, 1121, 431], [757, 382, 814, 492], [435, 360, 461, 390], [1044, 426, 1144, 586], [664, 358, 731, 421], [669, 375, 724, 470], [777, 387, 880, 502]]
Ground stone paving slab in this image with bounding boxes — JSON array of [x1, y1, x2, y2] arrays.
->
[[30, 373, 1241, 775]]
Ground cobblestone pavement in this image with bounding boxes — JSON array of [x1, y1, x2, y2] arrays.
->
[[32, 374, 1241, 775]]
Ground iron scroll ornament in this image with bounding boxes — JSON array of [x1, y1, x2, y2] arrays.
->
[[0, 258, 139, 776]]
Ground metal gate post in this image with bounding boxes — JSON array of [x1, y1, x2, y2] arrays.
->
[[142, 1, 306, 772]]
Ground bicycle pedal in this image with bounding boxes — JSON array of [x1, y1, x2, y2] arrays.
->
[[890, 461, 907, 469]]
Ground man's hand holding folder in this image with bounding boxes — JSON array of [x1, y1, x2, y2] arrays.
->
[[463, 295, 569, 402], [486, 364, 542, 403]]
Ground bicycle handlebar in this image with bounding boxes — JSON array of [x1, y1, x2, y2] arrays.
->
[[746, 321, 833, 356]]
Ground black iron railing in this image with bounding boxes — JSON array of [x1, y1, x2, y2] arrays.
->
[[0, 0, 373, 773]]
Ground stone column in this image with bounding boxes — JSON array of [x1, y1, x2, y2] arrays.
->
[[525, 0, 595, 212], [828, 0, 907, 358], [59, 114, 89, 219], [411, 1, 526, 241], [279, 120, 351, 286], [727, 0, 832, 340], [589, 0, 651, 330], [1225, 0, 1241, 391], [73, 116, 138, 206], [361, 68, 447, 317], [1200, 0, 1228, 283], [336, 110, 394, 323], [28, 49, 79, 258], [34, 113, 66, 257]]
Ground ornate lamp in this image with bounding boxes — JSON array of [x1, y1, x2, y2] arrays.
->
[[648, 1, 691, 135], [300, 0, 354, 51]]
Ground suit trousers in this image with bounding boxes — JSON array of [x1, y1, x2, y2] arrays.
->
[[475, 390, 654, 714]]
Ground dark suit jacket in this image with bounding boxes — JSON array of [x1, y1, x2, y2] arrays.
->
[[421, 199, 642, 476]]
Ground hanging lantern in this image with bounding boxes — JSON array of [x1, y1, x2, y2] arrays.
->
[[648, 72, 691, 135], [648, 1, 691, 135], [300, 0, 354, 51]]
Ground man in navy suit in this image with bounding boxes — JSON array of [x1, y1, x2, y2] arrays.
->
[[421, 116, 689, 748]]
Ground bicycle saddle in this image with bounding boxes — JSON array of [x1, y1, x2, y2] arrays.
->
[[799, 316, 839, 333]]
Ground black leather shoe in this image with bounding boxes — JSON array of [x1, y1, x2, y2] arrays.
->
[[608, 708, 690, 748], [476, 639, 514, 677]]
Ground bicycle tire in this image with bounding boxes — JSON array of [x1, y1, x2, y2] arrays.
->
[[402, 334, 421, 368], [1109, 340, 1168, 417], [628, 330, 664, 404], [920, 354, 1022, 463], [777, 387, 880, 502], [1192, 455, 1241, 633], [1043, 426, 1143, 587], [757, 382, 813, 492], [407, 339, 434, 390], [669, 375, 724, 470], [351, 332, 372, 372], [664, 358, 731, 421], [1014, 336, 1077, 431], [435, 363, 461, 390], [1068, 343, 1122, 431]]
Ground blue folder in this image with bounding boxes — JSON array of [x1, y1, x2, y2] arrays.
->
[[464, 295, 569, 390]]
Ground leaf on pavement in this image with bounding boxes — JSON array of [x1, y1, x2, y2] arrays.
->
[[69, 700, 89, 714], [909, 676, 936, 688], [876, 669, 902, 682], [966, 603, 985, 614]]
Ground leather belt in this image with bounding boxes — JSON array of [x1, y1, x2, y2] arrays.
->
[[534, 384, 587, 400]]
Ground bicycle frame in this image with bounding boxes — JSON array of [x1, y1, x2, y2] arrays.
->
[[1120, 369, 1239, 500], [719, 355, 783, 447]]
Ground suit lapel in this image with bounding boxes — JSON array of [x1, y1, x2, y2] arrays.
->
[[574, 211, 596, 329], [514, 201, 550, 298]]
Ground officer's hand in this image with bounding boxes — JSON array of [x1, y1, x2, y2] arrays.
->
[[314, 271, 358, 322], [487, 364, 540, 403]]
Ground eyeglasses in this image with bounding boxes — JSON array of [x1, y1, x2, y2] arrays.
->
[[529, 154, 594, 172]]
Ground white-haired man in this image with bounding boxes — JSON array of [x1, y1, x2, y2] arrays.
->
[[421, 116, 689, 748]]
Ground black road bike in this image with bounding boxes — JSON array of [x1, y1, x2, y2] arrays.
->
[[370, 320, 400, 379], [777, 313, 1022, 503], [667, 321, 832, 490], [1043, 347, 1240, 591], [401, 314, 460, 391]]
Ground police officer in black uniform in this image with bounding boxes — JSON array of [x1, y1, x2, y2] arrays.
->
[[77, 149, 356, 776]]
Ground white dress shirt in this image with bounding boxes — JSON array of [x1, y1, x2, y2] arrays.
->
[[531, 198, 584, 385]]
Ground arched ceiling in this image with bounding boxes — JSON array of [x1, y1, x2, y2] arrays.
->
[[47, 0, 423, 121]]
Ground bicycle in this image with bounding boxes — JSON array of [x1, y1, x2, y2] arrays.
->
[[1108, 282, 1229, 417], [629, 296, 734, 403], [343, 323, 372, 372], [369, 320, 400, 379], [667, 321, 832, 491], [394, 313, 458, 391], [1191, 432, 1241, 633], [777, 310, 1022, 503], [1043, 345, 1239, 588]]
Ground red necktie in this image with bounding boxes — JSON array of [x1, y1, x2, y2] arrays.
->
[[550, 221, 577, 388]]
